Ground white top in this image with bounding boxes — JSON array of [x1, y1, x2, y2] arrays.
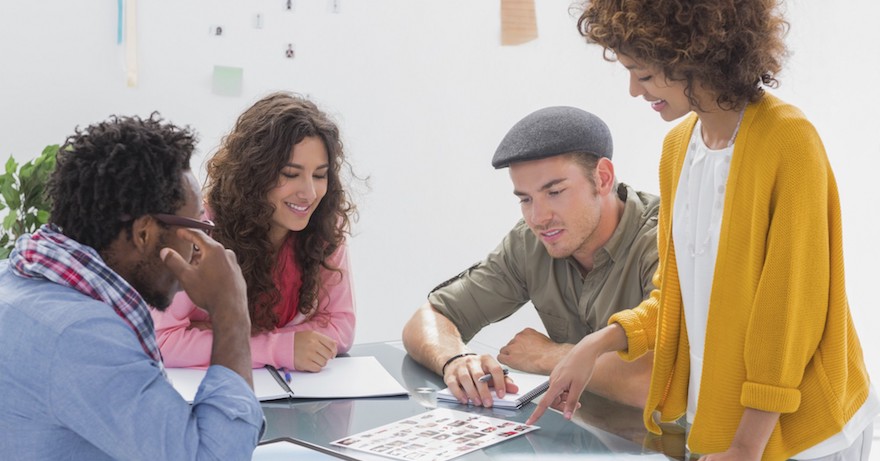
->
[[673, 121, 879, 458], [672, 120, 732, 424]]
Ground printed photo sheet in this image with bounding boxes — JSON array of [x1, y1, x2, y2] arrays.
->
[[331, 408, 539, 461]]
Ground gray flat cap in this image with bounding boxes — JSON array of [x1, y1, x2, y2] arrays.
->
[[492, 106, 613, 169]]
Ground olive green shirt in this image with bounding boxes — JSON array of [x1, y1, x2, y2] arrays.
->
[[429, 184, 660, 344]]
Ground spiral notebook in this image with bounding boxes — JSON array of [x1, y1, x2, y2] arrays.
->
[[436, 371, 548, 409]]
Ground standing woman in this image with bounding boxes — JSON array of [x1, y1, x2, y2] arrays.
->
[[153, 92, 357, 372], [528, 1, 877, 460]]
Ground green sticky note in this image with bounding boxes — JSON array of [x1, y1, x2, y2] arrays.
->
[[212, 65, 243, 97]]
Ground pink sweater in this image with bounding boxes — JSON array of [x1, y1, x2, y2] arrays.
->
[[152, 239, 356, 370]]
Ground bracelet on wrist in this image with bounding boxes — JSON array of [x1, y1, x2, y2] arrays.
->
[[441, 352, 476, 375]]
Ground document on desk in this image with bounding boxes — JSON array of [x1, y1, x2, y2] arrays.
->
[[167, 356, 408, 402], [435, 371, 549, 409], [332, 408, 539, 461]]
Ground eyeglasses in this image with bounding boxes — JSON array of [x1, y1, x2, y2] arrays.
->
[[152, 213, 215, 235]]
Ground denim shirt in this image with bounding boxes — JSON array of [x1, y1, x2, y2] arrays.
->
[[0, 261, 264, 460]]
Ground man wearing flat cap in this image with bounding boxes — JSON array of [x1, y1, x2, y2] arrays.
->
[[403, 106, 659, 409]]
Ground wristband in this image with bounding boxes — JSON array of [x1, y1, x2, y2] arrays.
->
[[441, 352, 476, 375]]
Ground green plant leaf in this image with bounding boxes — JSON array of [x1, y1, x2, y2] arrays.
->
[[1, 180, 20, 210], [24, 214, 41, 233], [3, 211, 18, 230], [41, 144, 60, 158], [0, 145, 57, 245], [0, 231, 10, 259], [5, 156, 18, 175], [0, 171, 10, 191], [23, 184, 44, 210], [20, 162, 35, 181]]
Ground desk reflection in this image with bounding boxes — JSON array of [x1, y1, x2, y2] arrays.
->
[[263, 400, 356, 444]]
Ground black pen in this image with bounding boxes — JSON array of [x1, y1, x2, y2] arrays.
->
[[478, 368, 509, 383]]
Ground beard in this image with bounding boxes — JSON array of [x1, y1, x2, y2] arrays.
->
[[130, 234, 176, 310]]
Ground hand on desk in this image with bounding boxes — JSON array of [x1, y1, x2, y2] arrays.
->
[[443, 353, 519, 408], [294, 330, 337, 372], [497, 328, 573, 375]]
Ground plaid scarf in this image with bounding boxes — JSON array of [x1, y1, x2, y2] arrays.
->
[[10, 224, 165, 374]]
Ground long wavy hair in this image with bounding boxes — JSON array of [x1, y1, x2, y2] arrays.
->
[[205, 92, 355, 332], [578, 0, 789, 110]]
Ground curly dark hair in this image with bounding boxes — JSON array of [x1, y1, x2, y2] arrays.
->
[[49, 114, 195, 253], [206, 92, 356, 332], [577, 0, 789, 110]]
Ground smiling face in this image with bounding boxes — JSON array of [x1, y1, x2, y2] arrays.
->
[[510, 155, 604, 263], [266, 136, 329, 248], [617, 54, 693, 122]]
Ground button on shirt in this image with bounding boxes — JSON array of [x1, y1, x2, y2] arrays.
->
[[430, 184, 659, 344], [672, 121, 733, 424], [0, 262, 264, 461]]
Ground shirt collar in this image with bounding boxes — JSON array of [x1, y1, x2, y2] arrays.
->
[[576, 183, 648, 271]]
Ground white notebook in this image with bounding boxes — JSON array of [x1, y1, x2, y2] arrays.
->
[[436, 371, 549, 409], [167, 356, 408, 402]]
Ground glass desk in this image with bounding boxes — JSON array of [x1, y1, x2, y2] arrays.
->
[[260, 341, 686, 460]]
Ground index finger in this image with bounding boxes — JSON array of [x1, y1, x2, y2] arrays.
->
[[159, 229, 218, 282], [171, 227, 215, 249], [525, 386, 557, 425]]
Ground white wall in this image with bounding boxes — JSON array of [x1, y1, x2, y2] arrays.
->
[[2, 1, 878, 383]]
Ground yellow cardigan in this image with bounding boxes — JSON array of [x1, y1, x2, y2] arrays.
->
[[609, 93, 871, 460]]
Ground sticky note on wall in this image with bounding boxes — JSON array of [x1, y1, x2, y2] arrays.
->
[[500, 0, 537, 46], [212, 65, 243, 97]]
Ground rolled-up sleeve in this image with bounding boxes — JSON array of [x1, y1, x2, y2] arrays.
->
[[428, 230, 530, 343], [190, 366, 265, 447]]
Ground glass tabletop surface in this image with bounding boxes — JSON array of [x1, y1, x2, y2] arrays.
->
[[259, 341, 684, 460]]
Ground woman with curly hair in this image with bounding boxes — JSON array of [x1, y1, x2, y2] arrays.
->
[[153, 92, 357, 373], [529, 1, 877, 460]]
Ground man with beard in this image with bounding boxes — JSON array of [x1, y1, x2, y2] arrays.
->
[[403, 106, 658, 409], [0, 115, 262, 460]]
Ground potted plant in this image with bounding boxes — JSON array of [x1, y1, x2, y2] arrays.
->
[[0, 145, 59, 259]]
